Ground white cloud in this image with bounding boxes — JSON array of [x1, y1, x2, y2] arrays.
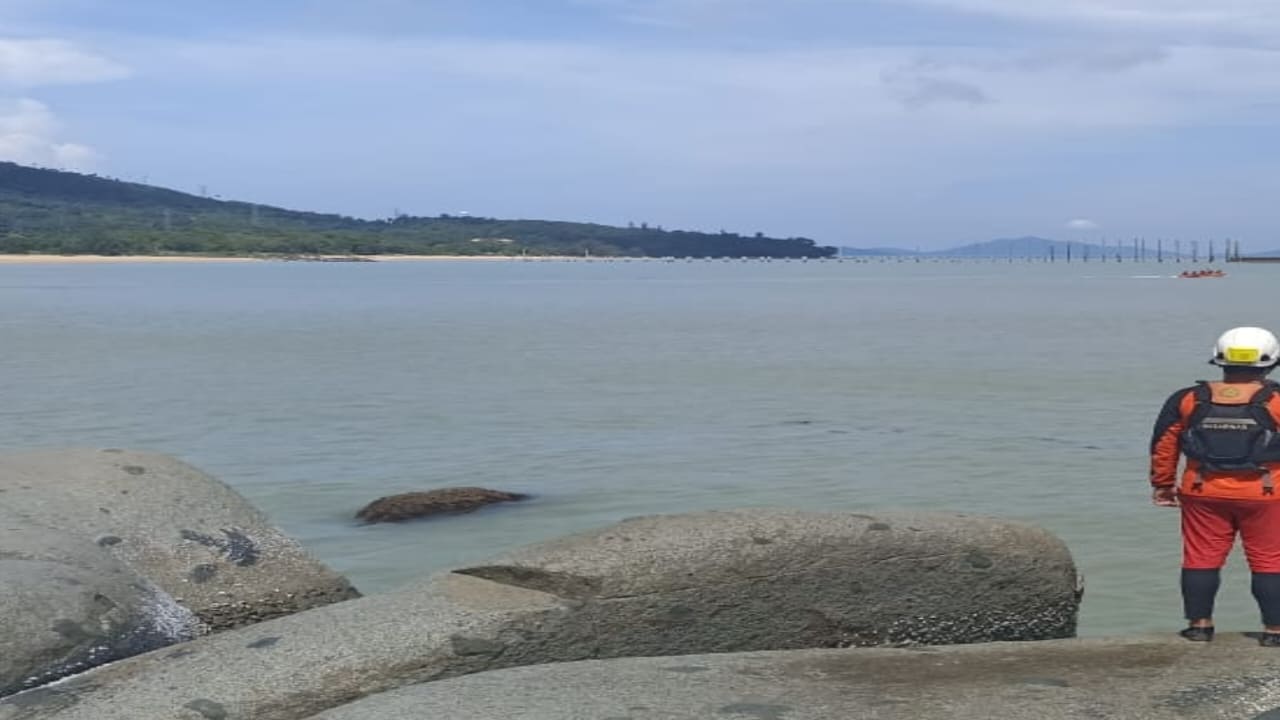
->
[[91, 35, 1279, 205], [0, 38, 124, 168], [902, 0, 1280, 37], [164, 36, 1280, 126], [0, 38, 128, 87], [1066, 218, 1099, 230], [577, 0, 1280, 35], [0, 97, 98, 169], [132, 34, 1280, 196]]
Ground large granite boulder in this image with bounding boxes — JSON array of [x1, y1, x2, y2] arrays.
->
[[458, 508, 1082, 650], [307, 635, 1280, 720], [0, 448, 359, 631], [0, 509, 198, 698], [0, 509, 1080, 720]]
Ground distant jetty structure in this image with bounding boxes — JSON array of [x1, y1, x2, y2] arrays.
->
[[831, 236, 1279, 264]]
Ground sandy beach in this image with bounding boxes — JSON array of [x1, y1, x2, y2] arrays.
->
[[373, 254, 583, 262]]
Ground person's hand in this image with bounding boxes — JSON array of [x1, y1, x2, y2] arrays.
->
[[1152, 486, 1179, 507]]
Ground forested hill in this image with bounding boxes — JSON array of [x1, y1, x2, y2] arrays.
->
[[0, 162, 835, 258]]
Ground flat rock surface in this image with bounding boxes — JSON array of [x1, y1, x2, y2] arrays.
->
[[0, 448, 359, 630], [308, 634, 1280, 720]]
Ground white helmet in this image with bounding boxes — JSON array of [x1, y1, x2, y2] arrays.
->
[[1210, 326, 1280, 367]]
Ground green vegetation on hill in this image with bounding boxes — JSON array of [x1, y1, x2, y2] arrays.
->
[[0, 162, 835, 258]]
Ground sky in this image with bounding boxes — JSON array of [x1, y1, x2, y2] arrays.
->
[[1, 1, 1279, 250]]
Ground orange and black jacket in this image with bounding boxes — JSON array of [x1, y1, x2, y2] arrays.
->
[[1150, 381, 1280, 500]]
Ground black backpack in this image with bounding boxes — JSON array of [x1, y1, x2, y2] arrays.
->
[[1181, 381, 1280, 472]]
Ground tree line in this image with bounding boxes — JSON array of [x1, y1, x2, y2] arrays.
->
[[0, 162, 835, 259]]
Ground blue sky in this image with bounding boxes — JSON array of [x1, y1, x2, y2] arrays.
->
[[1, 1, 1278, 249]]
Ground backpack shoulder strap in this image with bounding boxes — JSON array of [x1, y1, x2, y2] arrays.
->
[[1186, 382, 1214, 424], [1252, 381, 1280, 428]]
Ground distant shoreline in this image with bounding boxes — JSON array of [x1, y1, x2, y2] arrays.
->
[[0, 254, 590, 265]]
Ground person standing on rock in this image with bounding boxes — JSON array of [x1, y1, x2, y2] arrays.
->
[[1150, 326, 1280, 645]]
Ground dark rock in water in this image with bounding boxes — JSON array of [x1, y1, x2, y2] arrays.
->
[[356, 488, 530, 523]]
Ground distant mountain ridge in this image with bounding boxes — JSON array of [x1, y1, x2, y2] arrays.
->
[[841, 235, 1272, 259], [0, 162, 834, 258]]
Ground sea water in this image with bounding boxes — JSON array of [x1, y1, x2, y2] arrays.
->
[[2, 257, 1271, 636]]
